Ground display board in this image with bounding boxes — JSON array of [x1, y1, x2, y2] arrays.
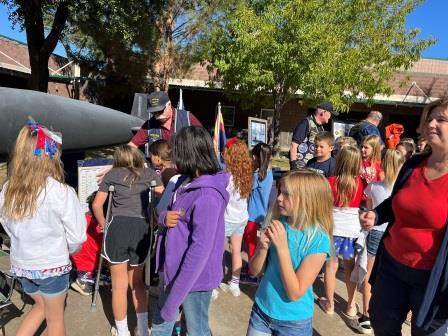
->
[[332, 120, 357, 139], [248, 117, 268, 149], [77, 159, 113, 213]]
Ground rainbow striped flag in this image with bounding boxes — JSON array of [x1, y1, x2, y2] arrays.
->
[[213, 103, 227, 163]]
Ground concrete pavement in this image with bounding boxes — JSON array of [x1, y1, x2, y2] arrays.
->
[[0, 262, 412, 335]]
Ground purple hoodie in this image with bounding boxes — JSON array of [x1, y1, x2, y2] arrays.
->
[[157, 171, 229, 321]]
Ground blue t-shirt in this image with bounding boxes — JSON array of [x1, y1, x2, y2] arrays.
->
[[248, 170, 274, 224], [306, 157, 336, 177], [255, 218, 330, 321]]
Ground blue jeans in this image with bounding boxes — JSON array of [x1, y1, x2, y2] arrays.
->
[[151, 288, 212, 336], [247, 303, 313, 336]]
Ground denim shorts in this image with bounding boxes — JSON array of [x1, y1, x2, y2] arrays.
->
[[247, 303, 313, 336], [19, 273, 69, 298], [366, 230, 384, 256], [225, 220, 247, 237]]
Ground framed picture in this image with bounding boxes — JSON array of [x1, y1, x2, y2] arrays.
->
[[332, 119, 357, 139], [219, 105, 235, 127], [248, 117, 268, 149]]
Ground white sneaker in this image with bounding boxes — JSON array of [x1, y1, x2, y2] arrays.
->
[[211, 288, 219, 300], [111, 326, 131, 336], [219, 282, 241, 297]]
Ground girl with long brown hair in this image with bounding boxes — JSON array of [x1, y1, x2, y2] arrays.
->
[[218, 138, 253, 297], [93, 144, 163, 336], [242, 142, 273, 284], [0, 123, 86, 336]]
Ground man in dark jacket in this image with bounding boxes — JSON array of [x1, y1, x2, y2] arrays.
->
[[349, 110, 384, 146], [289, 102, 338, 170]]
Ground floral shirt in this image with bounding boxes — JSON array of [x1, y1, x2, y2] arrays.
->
[[11, 264, 71, 279]]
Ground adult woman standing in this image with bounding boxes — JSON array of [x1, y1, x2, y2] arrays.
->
[[360, 99, 448, 336]]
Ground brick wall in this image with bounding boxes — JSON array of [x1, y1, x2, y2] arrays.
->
[[0, 36, 86, 100]]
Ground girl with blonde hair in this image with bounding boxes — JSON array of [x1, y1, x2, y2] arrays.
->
[[247, 170, 332, 335], [360, 135, 384, 185], [319, 146, 364, 317], [93, 144, 163, 336], [0, 123, 86, 336], [219, 138, 253, 297], [357, 149, 405, 333]]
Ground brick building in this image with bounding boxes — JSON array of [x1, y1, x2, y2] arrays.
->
[[0, 34, 84, 99], [167, 59, 448, 148], [1, 34, 447, 147]]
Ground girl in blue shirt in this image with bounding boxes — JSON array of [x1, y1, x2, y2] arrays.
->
[[247, 170, 333, 336], [244, 143, 273, 277]]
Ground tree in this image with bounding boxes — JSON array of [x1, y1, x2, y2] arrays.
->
[[148, 0, 232, 90], [199, 0, 434, 153], [59, 0, 154, 108], [2, 0, 71, 92], [3, 0, 153, 100]]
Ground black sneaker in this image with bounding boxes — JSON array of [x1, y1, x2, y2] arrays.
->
[[71, 278, 93, 296], [239, 274, 259, 286], [356, 315, 372, 334]]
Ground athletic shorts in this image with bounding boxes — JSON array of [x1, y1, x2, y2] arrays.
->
[[102, 216, 150, 266], [225, 220, 247, 237], [19, 273, 69, 298]]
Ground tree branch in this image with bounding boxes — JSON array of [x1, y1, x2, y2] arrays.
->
[[42, 1, 69, 56]]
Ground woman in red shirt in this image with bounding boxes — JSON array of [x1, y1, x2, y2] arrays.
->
[[360, 99, 448, 336]]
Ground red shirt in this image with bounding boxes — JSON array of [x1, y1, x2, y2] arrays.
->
[[328, 176, 364, 207], [360, 160, 383, 186], [384, 160, 448, 270], [131, 109, 202, 146], [70, 213, 103, 273]]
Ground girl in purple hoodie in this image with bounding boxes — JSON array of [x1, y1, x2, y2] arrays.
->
[[151, 126, 230, 336]]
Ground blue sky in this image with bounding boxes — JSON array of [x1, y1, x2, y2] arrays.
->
[[0, 0, 447, 59]]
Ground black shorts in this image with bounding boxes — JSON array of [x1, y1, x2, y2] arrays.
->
[[102, 216, 150, 266]]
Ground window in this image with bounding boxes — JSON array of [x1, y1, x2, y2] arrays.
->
[[260, 108, 274, 119], [220, 105, 235, 127]]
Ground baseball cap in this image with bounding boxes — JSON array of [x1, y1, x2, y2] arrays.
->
[[147, 91, 171, 114], [317, 102, 339, 116]]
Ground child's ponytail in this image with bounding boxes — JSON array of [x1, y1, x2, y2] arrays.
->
[[334, 146, 362, 207], [252, 143, 271, 181]]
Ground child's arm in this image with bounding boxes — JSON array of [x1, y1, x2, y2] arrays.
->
[[92, 191, 108, 230], [155, 185, 164, 196], [267, 220, 326, 301], [61, 187, 87, 254], [248, 229, 270, 277]]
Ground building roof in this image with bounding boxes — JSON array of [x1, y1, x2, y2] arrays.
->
[[0, 35, 73, 79], [171, 59, 448, 105]]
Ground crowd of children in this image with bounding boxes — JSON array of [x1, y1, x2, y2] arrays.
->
[[1, 115, 437, 336]]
